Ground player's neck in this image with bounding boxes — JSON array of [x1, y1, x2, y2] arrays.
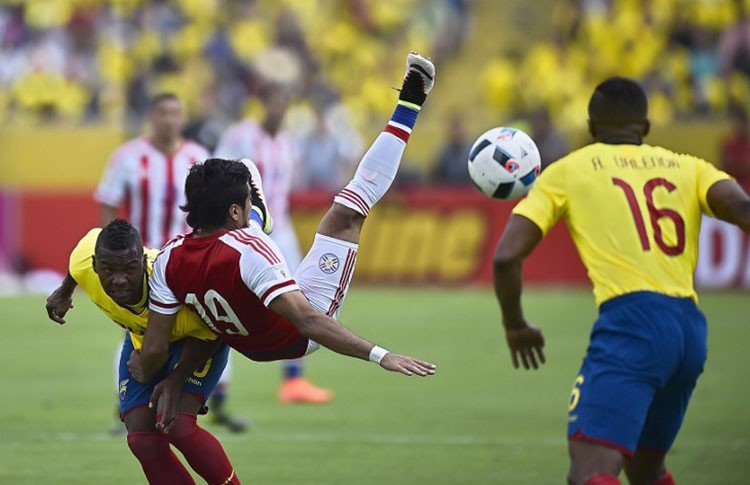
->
[[595, 133, 643, 145], [262, 119, 281, 137], [149, 136, 183, 154], [193, 226, 227, 238]]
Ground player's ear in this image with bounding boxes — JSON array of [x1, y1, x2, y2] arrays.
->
[[228, 203, 241, 224], [642, 118, 651, 137]]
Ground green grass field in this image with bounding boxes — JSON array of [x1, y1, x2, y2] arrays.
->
[[0, 289, 748, 484]]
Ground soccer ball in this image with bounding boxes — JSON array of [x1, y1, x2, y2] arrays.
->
[[467, 127, 541, 200]]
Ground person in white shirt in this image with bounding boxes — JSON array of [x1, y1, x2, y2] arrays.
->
[[215, 83, 333, 404], [97, 93, 248, 432]]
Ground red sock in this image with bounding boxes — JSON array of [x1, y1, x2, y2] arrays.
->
[[654, 470, 675, 485], [166, 412, 240, 484], [585, 474, 621, 485], [127, 431, 195, 485]]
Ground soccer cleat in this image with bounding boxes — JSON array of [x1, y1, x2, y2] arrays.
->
[[399, 52, 435, 106], [242, 158, 274, 235], [278, 377, 333, 404], [210, 409, 250, 433]]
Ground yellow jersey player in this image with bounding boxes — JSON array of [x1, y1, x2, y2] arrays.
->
[[45, 219, 241, 485], [492, 78, 750, 485]]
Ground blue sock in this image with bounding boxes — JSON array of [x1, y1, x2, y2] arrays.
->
[[249, 209, 264, 229], [283, 360, 302, 379]]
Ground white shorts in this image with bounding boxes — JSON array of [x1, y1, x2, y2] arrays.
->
[[293, 233, 359, 356]]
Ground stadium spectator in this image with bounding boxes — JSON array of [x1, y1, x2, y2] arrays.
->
[[433, 113, 472, 185], [721, 105, 750, 192], [718, 11, 750, 78], [215, 83, 334, 404], [529, 108, 570, 169], [0, 0, 456, 134], [295, 86, 365, 191]]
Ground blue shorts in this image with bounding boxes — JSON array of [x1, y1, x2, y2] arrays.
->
[[567, 291, 707, 455], [118, 334, 229, 419]]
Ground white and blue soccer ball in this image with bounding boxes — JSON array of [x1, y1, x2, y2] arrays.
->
[[467, 127, 541, 200]]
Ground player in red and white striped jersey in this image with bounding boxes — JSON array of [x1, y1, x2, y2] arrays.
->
[[215, 84, 330, 404], [96, 93, 247, 433], [96, 94, 209, 249], [134, 53, 437, 430]]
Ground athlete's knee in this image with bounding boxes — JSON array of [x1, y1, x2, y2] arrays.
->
[[165, 412, 200, 443], [625, 448, 669, 485], [124, 407, 157, 433], [568, 441, 624, 485], [127, 431, 169, 460], [317, 204, 364, 242]]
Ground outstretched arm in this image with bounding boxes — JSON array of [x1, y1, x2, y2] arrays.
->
[[46, 273, 77, 324], [493, 215, 546, 370], [269, 291, 436, 377], [129, 311, 175, 382], [707, 179, 750, 232]]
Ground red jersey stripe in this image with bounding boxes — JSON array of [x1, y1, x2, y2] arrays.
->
[[238, 230, 282, 264], [384, 125, 410, 142], [139, 155, 150, 245], [162, 152, 176, 248], [337, 190, 370, 216], [340, 189, 370, 214], [260, 280, 297, 306], [327, 249, 356, 316], [227, 232, 270, 263], [149, 298, 181, 309], [228, 232, 280, 265], [333, 250, 356, 315]]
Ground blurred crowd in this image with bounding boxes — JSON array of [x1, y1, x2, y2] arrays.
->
[[481, 0, 750, 130], [0, 0, 747, 187], [0, 0, 468, 128]]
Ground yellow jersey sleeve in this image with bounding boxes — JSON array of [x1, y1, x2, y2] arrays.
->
[[174, 310, 217, 342], [68, 228, 100, 282], [693, 156, 732, 217], [512, 159, 568, 235]]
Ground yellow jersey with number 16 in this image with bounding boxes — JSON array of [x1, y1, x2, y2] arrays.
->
[[512, 143, 732, 305], [68, 229, 216, 349]]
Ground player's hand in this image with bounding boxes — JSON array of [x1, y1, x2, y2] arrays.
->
[[379, 353, 436, 377], [45, 287, 74, 324], [505, 323, 546, 370], [127, 350, 148, 383], [149, 378, 182, 434]]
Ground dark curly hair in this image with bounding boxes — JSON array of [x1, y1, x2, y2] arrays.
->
[[588, 77, 648, 126], [95, 219, 143, 255], [181, 158, 251, 230]]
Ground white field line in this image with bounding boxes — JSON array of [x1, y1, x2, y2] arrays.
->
[[8, 432, 746, 450]]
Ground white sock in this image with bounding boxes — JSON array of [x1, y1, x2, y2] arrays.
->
[[334, 132, 406, 216]]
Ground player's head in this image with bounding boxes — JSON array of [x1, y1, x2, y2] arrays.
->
[[259, 83, 290, 132], [148, 92, 185, 142], [93, 219, 146, 306], [587, 77, 650, 142], [182, 158, 252, 232]]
